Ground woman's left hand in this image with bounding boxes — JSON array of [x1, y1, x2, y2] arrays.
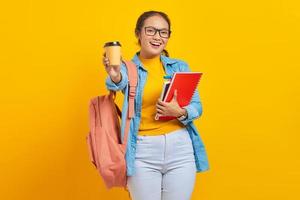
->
[[156, 90, 186, 118]]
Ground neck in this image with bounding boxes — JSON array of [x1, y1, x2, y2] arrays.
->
[[138, 52, 161, 68], [139, 50, 160, 59]]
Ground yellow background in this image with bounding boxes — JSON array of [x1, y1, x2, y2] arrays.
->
[[1, 0, 299, 199]]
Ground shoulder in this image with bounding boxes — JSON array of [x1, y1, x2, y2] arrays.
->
[[161, 55, 190, 72]]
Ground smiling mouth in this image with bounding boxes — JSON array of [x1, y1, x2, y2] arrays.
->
[[150, 41, 162, 46]]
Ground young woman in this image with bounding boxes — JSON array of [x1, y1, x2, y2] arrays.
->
[[103, 10, 209, 200]]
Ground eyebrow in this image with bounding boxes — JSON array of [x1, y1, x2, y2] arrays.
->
[[146, 26, 169, 30]]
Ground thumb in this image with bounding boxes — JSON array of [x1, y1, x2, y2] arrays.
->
[[173, 89, 177, 101]]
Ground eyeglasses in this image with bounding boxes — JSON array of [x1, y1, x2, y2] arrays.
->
[[144, 26, 171, 38]]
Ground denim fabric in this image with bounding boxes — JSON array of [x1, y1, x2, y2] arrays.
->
[[105, 52, 209, 176], [127, 128, 196, 200]]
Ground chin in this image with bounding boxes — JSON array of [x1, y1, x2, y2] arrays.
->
[[148, 48, 164, 56]]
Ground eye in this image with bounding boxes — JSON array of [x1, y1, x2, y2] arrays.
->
[[147, 29, 155, 34]]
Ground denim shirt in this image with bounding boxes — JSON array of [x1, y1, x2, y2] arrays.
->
[[105, 52, 209, 176]]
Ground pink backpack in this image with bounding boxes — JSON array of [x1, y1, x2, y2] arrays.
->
[[86, 61, 137, 190]]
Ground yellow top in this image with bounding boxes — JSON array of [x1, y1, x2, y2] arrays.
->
[[138, 54, 185, 136]]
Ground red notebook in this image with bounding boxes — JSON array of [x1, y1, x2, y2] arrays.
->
[[155, 72, 203, 120]]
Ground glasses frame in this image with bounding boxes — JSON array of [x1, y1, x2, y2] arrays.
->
[[144, 26, 171, 38]]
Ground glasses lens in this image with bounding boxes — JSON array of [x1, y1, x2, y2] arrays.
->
[[160, 30, 169, 38], [145, 27, 156, 36]]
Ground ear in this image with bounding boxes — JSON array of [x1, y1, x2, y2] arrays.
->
[[135, 30, 139, 37], [135, 30, 141, 39]]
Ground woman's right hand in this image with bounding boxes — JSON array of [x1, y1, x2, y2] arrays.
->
[[102, 53, 122, 83]]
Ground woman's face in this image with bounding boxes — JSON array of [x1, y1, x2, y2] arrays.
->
[[137, 15, 170, 59]]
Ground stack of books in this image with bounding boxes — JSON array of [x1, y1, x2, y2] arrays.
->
[[155, 72, 203, 120]]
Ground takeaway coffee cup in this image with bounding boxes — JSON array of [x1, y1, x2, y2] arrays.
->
[[104, 41, 121, 66]]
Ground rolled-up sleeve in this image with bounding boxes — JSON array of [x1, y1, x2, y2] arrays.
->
[[177, 61, 203, 125], [105, 62, 128, 92]]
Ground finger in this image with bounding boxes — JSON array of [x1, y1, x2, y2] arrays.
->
[[103, 59, 110, 67], [156, 104, 165, 109], [157, 100, 167, 106], [156, 105, 164, 112], [156, 109, 164, 115], [157, 107, 164, 112], [156, 108, 164, 112], [103, 57, 109, 62]]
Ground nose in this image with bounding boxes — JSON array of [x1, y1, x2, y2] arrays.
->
[[153, 31, 161, 39]]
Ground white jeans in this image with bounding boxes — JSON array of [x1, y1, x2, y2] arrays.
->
[[127, 128, 196, 200]]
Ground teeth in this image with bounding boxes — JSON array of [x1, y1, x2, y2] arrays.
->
[[150, 42, 161, 46]]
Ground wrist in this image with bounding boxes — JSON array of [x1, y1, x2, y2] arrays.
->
[[177, 108, 187, 118], [111, 73, 122, 84]]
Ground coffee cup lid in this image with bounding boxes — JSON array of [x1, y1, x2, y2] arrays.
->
[[104, 41, 121, 47]]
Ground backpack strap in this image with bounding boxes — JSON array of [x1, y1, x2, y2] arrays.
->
[[121, 60, 138, 152], [124, 61, 138, 118]]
